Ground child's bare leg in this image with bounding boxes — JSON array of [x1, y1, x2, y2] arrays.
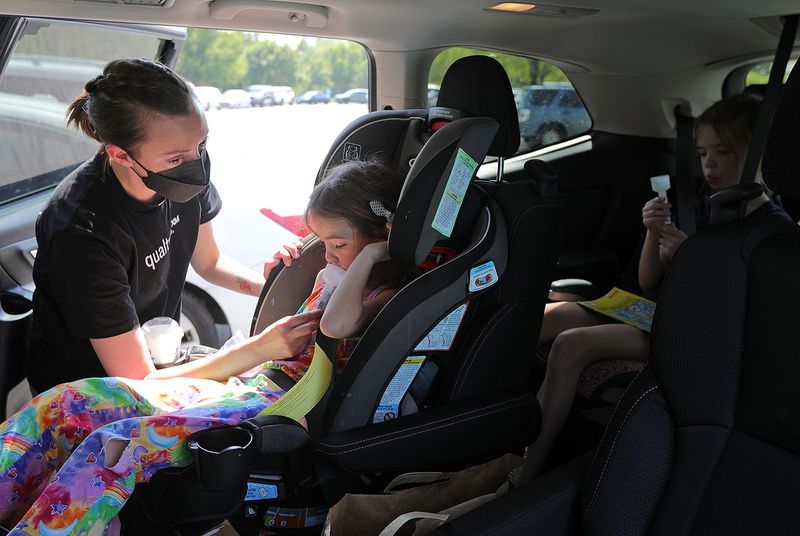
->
[[539, 301, 610, 344], [513, 323, 649, 485]]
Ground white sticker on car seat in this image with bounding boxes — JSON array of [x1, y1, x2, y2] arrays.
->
[[373, 356, 426, 423], [431, 148, 478, 237], [414, 303, 468, 351], [469, 261, 498, 292]]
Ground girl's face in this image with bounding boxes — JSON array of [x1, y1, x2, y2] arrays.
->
[[306, 212, 377, 270], [695, 124, 743, 191], [129, 99, 209, 177]]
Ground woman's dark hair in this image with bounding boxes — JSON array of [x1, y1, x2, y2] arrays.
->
[[695, 93, 762, 156], [66, 58, 195, 155], [306, 159, 419, 289]]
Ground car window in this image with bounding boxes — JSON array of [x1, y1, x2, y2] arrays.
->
[[429, 48, 592, 152], [0, 19, 179, 206]]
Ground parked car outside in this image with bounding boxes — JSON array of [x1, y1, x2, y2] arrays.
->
[[295, 90, 330, 104], [247, 84, 274, 106], [219, 88, 252, 109], [193, 85, 222, 111], [517, 82, 591, 147], [270, 86, 295, 105], [427, 83, 440, 107], [335, 88, 368, 103]]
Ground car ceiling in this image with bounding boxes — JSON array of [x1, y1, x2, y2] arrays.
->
[[3, 0, 799, 138]]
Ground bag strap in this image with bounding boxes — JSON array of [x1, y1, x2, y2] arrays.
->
[[378, 512, 450, 536]]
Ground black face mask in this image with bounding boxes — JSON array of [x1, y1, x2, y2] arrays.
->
[[129, 149, 210, 203]]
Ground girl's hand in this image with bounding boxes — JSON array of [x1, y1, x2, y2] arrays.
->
[[360, 241, 390, 264], [264, 237, 304, 277], [658, 224, 687, 261], [642, 197, 671, 232]]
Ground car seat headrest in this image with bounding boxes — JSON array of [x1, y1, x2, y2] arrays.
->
[[389, 116, 499, 266], [762, 62, 800, 196], [435, 56, 520, 158]]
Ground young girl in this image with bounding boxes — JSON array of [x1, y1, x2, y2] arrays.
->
[[511, 93, 791, 486], [0, 159, 411, 534]]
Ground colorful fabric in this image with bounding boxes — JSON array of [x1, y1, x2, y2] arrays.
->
[[0, 277, 332, 535]]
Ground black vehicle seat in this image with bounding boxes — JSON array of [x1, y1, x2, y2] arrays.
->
[[432, 47, 800, 536]]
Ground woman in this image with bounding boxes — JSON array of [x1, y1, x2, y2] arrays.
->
[[26, 58, 319, 393]]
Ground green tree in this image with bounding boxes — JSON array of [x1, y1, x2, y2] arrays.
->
[[244, 39, 298, 87], [175, 29, 248, 89], [429, 47, 568, 89]]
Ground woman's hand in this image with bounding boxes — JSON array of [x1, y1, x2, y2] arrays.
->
[[359, 240, 390, 264], [263, 237, 304, 277], [253, 309, 322, 358], [642, 197, 671, 232], [658, 224, 687, 261]]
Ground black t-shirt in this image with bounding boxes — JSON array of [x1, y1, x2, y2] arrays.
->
[[27, 152, 222, 392]]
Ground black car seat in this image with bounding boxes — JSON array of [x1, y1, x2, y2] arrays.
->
[[431, 49, 800, 536], [122, 56, 567, 535]]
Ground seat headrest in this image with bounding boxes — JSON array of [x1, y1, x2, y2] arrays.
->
[[435, 56, 520, 158], [762, 62, 800, 196], [389, 116, 499, 266]]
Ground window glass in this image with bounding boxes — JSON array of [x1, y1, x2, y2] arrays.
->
[[745, 59, 796, 87], [429, 48, 592, 152], [0, 19, 168, 204]]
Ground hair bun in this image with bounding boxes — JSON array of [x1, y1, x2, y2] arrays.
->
[[85, 74, 105, 93]]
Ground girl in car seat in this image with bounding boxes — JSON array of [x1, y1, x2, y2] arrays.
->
[[511, 93, 792, 486], [0, 159, 414, 535]]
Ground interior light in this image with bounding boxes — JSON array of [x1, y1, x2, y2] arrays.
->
[[490, 3, 536, 13]]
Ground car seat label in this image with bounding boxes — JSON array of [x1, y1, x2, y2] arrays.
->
[[344, 142, 362, 161], [373, 356, 426, 423], [469, 261, 498, 292], [245, 481, 279, 501], [414, 303, 467, 351], [432, 148, 479, 237]]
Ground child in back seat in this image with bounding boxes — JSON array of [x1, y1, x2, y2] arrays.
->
[[512, 93, 792, 485], [0, 159, 416, 534]]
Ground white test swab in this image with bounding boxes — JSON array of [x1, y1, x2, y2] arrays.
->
[[650, 174, 672, 224]]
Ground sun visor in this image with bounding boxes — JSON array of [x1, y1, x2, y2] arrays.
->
[[389, 117, 499, 267]]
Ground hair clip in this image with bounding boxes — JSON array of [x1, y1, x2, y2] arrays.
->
[[370, 200, 394, 223]]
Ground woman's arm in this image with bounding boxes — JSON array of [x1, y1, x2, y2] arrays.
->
[[320, 242, 396, 339], [91, 309, 321, 381], [191, 221, 266, 297]]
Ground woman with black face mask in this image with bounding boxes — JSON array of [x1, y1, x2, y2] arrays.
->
[[26, 58, 320, 393]]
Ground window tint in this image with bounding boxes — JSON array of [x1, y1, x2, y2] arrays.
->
[[429, 48, 592, 152], [0, 19, 173, 205]]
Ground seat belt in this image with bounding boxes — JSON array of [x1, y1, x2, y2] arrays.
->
[[740, 14, 798, 185], [674, 108, 697, 235]]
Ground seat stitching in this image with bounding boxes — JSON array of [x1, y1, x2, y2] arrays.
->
[[455, 304, 516, 400], [318, 399, 530, 455], [450, 304, 512, 401], [318, 395, 531, 449], [582, 385, 659, 519]]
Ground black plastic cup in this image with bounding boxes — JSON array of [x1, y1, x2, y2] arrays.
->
[[188, 426, 255, 491]]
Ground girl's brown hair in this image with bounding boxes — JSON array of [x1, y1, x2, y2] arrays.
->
[[695, 93, 762, 157], [66, 58, 195, 156], [306, 159, 418, 289]]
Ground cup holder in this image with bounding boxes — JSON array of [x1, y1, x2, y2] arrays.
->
[[0, 291, 32, 322]]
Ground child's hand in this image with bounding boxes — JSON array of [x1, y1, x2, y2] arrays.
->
[[642, 196, 671, 232], [360, 241, 390, 264], [263, 237, 304, 277], [658, 224, 687, 260]]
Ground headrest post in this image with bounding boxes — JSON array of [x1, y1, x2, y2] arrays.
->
[[496, 157, 505, 182]]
